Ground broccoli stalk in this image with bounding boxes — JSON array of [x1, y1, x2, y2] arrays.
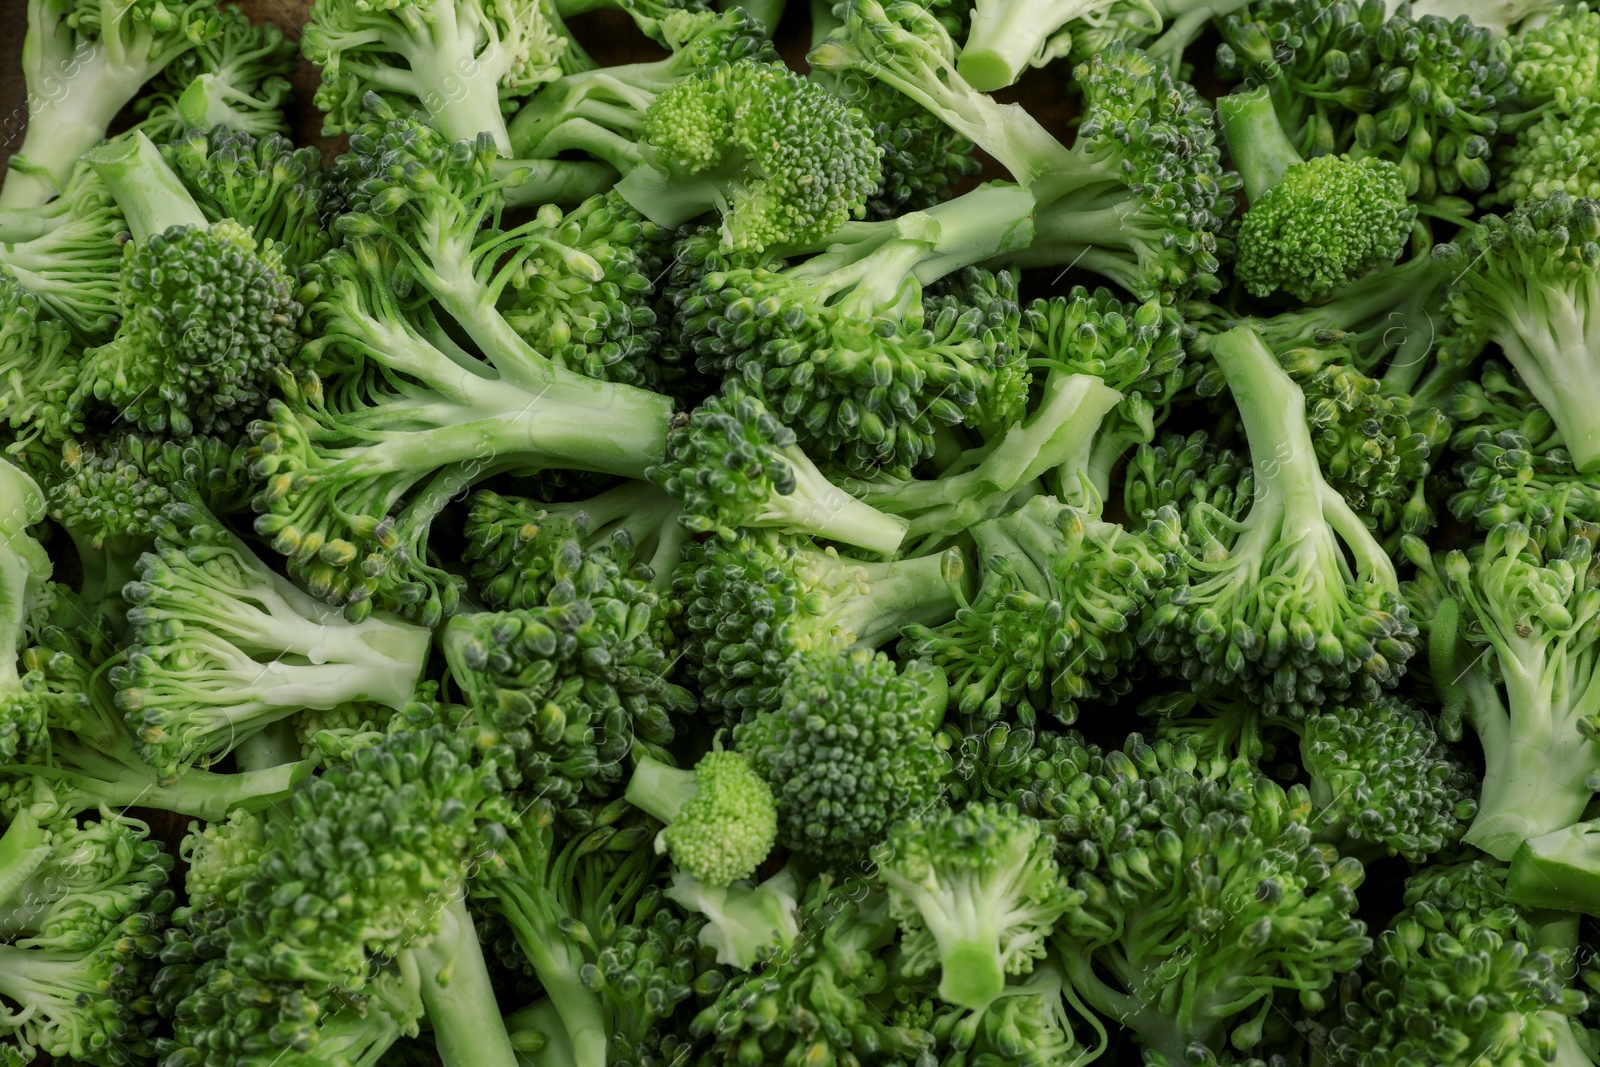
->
[[1217, 86, 1414, 301], [1142, 325, 1415, 717], [1508, 819, 1600, 915], [0, 0, 217, 211], [1439, 195, 1600, 472]]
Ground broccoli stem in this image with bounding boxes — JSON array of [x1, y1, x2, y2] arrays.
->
[[232, 720, 302, 773], [490, 874, 609, 1067], [498, 159, 620, 209], [1217, 86, 1303, 201], [829, 549, 968, 647], [1463, 669, 1600, 860], [0, 945, 102, 1024], [624, 753, 696, 826], [771, 447, 910, 555], [412, 894, 520, 1067], [26, 737, 312, 820], [959, 0, 1077, 92], [83, 132, 208, 243], [1492, 275, 1600, 472], [1506, 820, 1600, 914], [730, 0, 789, 33]]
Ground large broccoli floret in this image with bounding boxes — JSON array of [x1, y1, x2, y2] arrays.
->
[[443, 600, 689, 825], [812, 3, 1236, 302], [1140, 325, 1417, 718], [161, 125, 344, 271], [1437, 195, 1600, 470], [904, 495, 1174, 726], [0, 0, 222, 211], [69, 132, 304, 438], [674, 530, 968, 725], [110, 493, 432, 782], [1409, 520, 1600, 860], [303, 0, 566, 150], [249, 112, 678, 624], [650, 381, 911, 555], [131, 5, 297, 141], [734, 648, 948, 865], [1219, 85, 1414, 300], [1049, 735, 1371, 1065], [626, 746, 778, 886], [1322, 860, 1591, 1066], [0, 806, 174, 1065], [876, 801, 1076, 1012], [676, 184, 1035, 475]]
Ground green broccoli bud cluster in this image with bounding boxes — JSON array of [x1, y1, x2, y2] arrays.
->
[[627, 747, 779, 886], [735, 648, 948, 864]]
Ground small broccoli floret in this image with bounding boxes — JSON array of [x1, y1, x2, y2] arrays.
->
[[0, 0, 221, 211], [303, 0, 566, 150], [1508, 2, 1600, 114], [1323, 860, 1590, 1066], [69, 133, 303, 438], [675, 531, 968, 725], [131, 6, 297, 141], [876, 801, 1075, 1012], [1436, 194, 1600, 472], [161, 126, 344, 270], [904, 496, 1174, 726], [677, 184, 1036, 475], [626, 747, 778, 886], [443, 600, 688, 823], [735, 648, 948, 865], [615, 58, 882, 251], [1140, 325, 1417, 718], [462, 482, 687, 612], [1491, 102, 1600, 205], [1050, 735, 1370, 1064], [812, 5, 1235, 302], [498, 192, 672, 388], [650, 381, 910, 555], [1219, 86, 1415, 300], [111, 494, 433, 781], [0, 274, 79, 476], [1408, 520, 1600, 860], [1124, 430, 1255, 529]]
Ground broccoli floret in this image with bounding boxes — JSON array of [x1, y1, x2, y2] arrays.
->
[[1446, 363, 1600, 533], [0, 159, 124, 344], [904, 495, 1174, 726], [161, 126, 344, 271], [1436, 194, 1600, 472], [650, 381, 910, 555], [0, 806, 174, 1065], [1140, 325, 1417, 718], [1408, 520, 1600, 860], [626, 747, 778, 885], [1322, 860, 1590, 1066], [1049, 735, 1370, 1064], [662, 863, 801, 969], [498, 192, 673, 389], [876, 802, 1076, 1012], [1508, 2, 1600, 114], [68, 133, 304, 438], [0, 0, 222, 211], [675, 531, 968, 725], [1124, 430, 1255, 529], [734, 648, 948, 865], [1219, 85, 1415, 300], [250, 112, 678, 623], [109, 493, 433, 782], [0, 274, 80, 477], [303, 0, 566, 150], [812, 4, 1235, 302], [131, 6, 297, 141], [462, 482, 687, 612], [443, 600, 689, 824], [1493, 100, 1600, 206], [614, 58, 882, 252], [676, 184, 1035, 475]]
